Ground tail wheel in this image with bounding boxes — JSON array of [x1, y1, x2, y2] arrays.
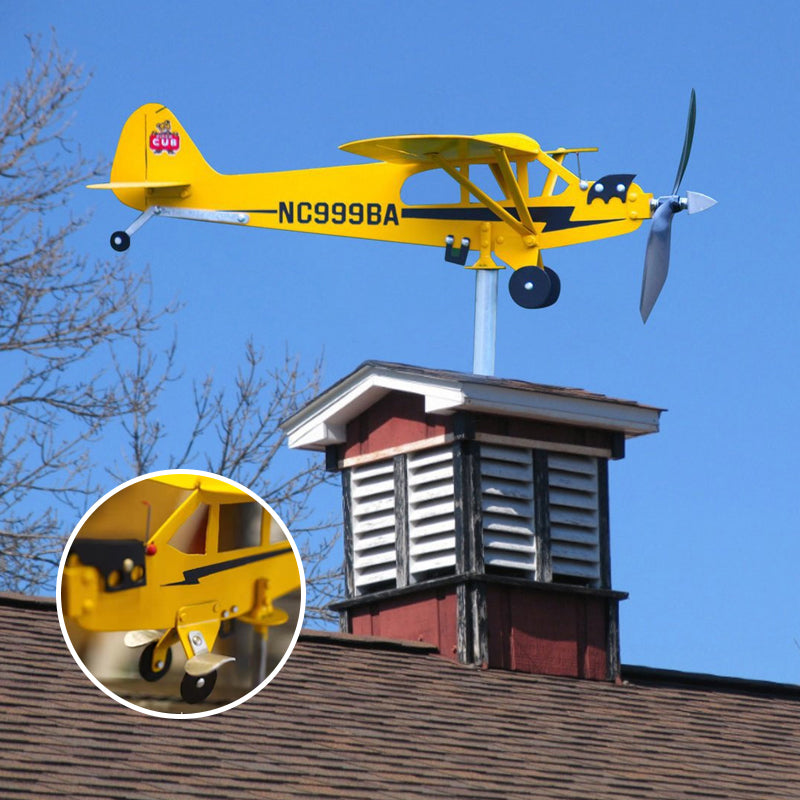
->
[[509, 265, 553, 309], [181, 670, 217, 704], [110, 231, 130, 252], [139, 642, 172, 682]]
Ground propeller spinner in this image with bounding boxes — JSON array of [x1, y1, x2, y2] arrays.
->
[[639, 89, 717, 322]]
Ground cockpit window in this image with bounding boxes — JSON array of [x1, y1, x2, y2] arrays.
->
[[218, 501, 264, 552], [168, 503, 209, 554]]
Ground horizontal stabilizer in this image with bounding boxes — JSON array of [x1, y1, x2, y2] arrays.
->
[[87, 181, 190, 190]]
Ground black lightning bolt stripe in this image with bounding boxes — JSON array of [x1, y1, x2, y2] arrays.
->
[[163, 546, 294, 586], [401, 206, 623, 232]]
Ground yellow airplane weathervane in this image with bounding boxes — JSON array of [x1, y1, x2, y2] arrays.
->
[[89, 92, 715, 323]]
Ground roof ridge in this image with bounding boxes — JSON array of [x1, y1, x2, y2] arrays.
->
[[622, 663, 800, 698], [0, 592, 57, 610]]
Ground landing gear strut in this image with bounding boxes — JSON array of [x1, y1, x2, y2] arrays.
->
[[508, 265, 561, 309], [138, 642, 172, 682]]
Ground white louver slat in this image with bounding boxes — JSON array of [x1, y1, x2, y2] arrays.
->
[[548, 453, 600, 585], [480, 444, 536, 574], [407, 446, 456, 580], [350, 460, 397, 592]]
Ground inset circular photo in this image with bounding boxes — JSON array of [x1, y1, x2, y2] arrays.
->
[[57, 470, 305, 718]]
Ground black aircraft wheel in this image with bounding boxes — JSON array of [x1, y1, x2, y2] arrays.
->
[[181, 670, 217, 704], [139, 642, 172, 682], [541, 267, 561, 308], [110, 230, 130, 252], [508, 265, 553, 309]]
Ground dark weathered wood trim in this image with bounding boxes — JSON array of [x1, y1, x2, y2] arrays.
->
[[456, 582, 472, 664], [325, 444, 340, 472], [607, 598, 621, 681], [610, 432, 626, 460], [453, 439, 484, 575], [339, 607, 351, 634], [452, 441, 469, 575], [394, 453, 410, 588], [330, 572, 628, 610], [471, 580, 489, 666], [597, 457, 612, 590], [341, 468, 355, 599], [533, 449, 552, 583], [452, 411, 476, 440], [467, 440, 484, 574]]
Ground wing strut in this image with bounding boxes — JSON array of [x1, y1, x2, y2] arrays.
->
[[430, 154, 537, 246], [491, 148, 537, 233]]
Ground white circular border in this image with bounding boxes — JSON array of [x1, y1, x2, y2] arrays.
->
[[56, 468, 307, 720]]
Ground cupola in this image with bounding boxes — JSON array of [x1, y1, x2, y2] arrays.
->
[[283, 361, 661, 681]]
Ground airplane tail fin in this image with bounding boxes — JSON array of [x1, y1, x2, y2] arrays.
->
[[89, 104, 215, 208]]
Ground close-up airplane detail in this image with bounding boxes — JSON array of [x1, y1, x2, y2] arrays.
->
[[61, 473, 303, 706], [89, 92, 714, 321]]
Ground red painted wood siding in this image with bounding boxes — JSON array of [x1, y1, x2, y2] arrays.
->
[[349, 587, 460, 662], [486, 584, 608, 680], [344, 393, 450, 460]]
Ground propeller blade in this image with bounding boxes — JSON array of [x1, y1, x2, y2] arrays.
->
[[640, 201, 677, 322], [672, 89, 696, 196]]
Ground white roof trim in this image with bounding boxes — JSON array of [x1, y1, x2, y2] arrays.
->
[[284, 363, 661, 451]]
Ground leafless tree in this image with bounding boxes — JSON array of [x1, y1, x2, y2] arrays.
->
[[0, 36, 164, 592], [0, 37, 342, 621]]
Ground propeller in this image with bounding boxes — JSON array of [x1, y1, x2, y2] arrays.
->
[[639, 89, 717, 322]]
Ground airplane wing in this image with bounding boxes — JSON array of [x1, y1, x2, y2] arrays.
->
[[149, 474, 248, 501], [87, 181, 190, 191], [339, 134, 542, 164]]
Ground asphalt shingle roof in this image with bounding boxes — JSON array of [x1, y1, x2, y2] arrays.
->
[[2, 593, 799, 799]]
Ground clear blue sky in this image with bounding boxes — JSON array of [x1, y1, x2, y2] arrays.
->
[[4, 1, 800, 684]]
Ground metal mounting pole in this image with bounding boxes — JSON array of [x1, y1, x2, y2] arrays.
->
[[472, 269, 498, 376]]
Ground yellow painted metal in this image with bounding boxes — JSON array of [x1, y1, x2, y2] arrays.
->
[[431, 154, 535, 241], [492, 147, 536, 233], [149, 627, 179, 673], [62, 476, 301, 665], [467, 221, 506, 270], [175, 600, 224, 659], [238, 577, 291, 636], [150, 473, 242, 493], [542, 149, 567, 197], [89, 104, 654, 272], [339, 133, 542, 162]]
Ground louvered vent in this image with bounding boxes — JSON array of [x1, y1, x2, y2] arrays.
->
[[480, 444, 536, 574], [407, 446, 456, 581], [548, 453, 601, 585], [350, 460, 397, 593]]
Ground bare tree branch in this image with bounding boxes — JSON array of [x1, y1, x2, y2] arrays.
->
[[1, 36, 342, 623], [108, 337, 341, 623], [0, 36, 167, 591]]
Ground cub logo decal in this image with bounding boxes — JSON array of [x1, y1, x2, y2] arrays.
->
[[149, 120, 180, 155]]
